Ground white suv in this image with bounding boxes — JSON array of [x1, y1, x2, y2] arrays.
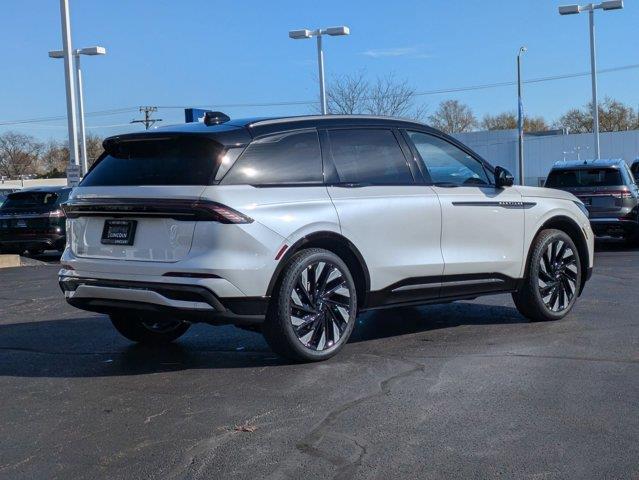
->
[[59, 113, 594, 361]]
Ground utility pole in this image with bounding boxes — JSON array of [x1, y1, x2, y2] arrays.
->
[[517, 46, 527, 186], [131, 106, 162, 130], [58, 0, 80, 186]]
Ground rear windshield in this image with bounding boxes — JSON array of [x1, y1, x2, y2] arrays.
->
[[81, 137, 223, 186], [2, 191, 63, 208], [545, 168, 623, 188]]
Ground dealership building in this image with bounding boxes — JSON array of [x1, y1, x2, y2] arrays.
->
[[454, 128, 639, 186]]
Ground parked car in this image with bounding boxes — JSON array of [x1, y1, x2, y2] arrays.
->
[[59, 113, 594, 361], [0, 187, 21, 207], [630, 159, 639, 183], [545, 159, 639, 244], [0, 186, 72, 255]]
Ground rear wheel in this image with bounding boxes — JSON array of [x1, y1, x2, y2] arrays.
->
[[110, 313, 190, 345], [513, 229, 582, 322], [263, 248, 357, 362]]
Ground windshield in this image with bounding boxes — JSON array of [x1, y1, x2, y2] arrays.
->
[[545, 168, 624, 188], [81, 136, 224, 186]]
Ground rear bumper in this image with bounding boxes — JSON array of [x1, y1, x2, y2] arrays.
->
[[0, 232, 65, 250], [589, 218, 639, 238], [59, 276, 268, 326]]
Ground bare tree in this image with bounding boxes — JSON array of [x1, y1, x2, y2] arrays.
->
[[481, 112, 549, 132], [428, 100, 477, 134], [85, 133, 105, 168], [325, 72, 427, 120], [555, 97, 638, 133], [40, 140, 69, 176], [0, 132, 42, 178], [481, 112, 517, 131]]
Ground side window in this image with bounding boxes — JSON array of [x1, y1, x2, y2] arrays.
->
[[327, 129, 413, 185], [407, 131, 490, 186], [222, 130, 322, 185]]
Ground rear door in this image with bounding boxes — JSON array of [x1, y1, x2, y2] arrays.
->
[[405, 130, 524, 293], [323, 127, 444, 305], [67, 136, 220, 262]]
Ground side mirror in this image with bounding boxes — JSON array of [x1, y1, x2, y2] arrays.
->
[[494, 166, 514, 188]]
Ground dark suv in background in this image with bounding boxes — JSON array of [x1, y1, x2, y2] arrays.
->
[[546, 159, 639, 243], [0, 186, 71, 255]]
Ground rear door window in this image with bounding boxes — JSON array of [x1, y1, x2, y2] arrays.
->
[[81, 137, 223, 186], [546, 168, 623, 188], [327, 129, 413, 185], [222, 130, 322, 185]]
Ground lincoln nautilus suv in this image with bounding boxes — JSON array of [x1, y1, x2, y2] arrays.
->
[[59, 113, 594, 361]]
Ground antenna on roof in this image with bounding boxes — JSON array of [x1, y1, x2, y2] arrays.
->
[[203, 111, 231, 126]]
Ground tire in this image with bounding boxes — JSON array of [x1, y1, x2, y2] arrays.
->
[[513, 229, 582, 322], [27, 248, 44, 256], [263, 248, 358, 362], [110, 313, 190, 345]]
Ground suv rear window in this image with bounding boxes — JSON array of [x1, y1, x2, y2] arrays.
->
[[2, 191, 61, 208], [546, 168, 623, 188], [81, 137, 223, 186]]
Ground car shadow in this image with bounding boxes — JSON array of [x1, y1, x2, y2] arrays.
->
[[0, 301, 526, 379]]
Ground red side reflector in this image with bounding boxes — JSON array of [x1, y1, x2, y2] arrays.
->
[[275, 244, 288, 260]]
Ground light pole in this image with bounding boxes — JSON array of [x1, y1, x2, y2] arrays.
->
[[289, 26, 350, 115], [58, 0, 80, 185], [49, 46, 107, 175], [559, 0, 624, 160], [517, 46, 527, 186]]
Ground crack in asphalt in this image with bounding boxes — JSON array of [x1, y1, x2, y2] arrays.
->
[[278, 355, 427, 480]]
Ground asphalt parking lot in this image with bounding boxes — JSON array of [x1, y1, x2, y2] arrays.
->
[[0, 243, 638, 480]]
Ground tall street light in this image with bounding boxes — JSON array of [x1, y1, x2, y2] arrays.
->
[[58, 0, 80, 185], [49, 46, 107, 175], [289, 26, 350, 115], [559, 0, 624, 160], [517, 46, 527, 186]]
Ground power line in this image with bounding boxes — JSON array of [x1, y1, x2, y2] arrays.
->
[[0, 107, 137, 127], [1, 63, 638, 126]]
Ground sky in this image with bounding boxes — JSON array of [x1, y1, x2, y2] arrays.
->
[[1, 0, 637, 141]]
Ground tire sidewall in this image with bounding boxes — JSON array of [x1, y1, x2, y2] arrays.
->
[[274, 249, 358, 361]]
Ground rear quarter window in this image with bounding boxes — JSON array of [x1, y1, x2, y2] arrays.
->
[[221, 130, 322, 185]]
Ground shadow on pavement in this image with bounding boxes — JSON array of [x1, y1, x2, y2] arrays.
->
[[0, 300, 525, 379]]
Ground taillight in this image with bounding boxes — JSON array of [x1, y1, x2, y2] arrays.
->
[[606, 190, 633, 199], [48, 209, 65, 218], [191, 201, 253, 224], [62, 198, 253, 223]]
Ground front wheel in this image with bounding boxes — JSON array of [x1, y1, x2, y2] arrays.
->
[[263, 248, 358, 362], [110, 313, 190, 345], [513, 229, 582, 322]]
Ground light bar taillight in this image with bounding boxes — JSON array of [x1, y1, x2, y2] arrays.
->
[[576, 191, 632, 199], [62, 198, 253, 224]]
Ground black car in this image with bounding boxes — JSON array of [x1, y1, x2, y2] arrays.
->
[[0, 186, 72, 255], [630, 159, 639, 183], [545, 159, 639, 243]]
